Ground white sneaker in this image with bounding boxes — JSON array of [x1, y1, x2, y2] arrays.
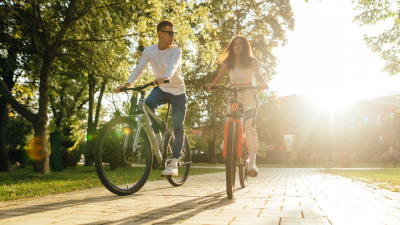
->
[[247, 164, 258, 177], [161, 158, 178, 176]]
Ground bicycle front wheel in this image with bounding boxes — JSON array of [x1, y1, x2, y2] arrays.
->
[[94, 117, 152, 195], [226, 122, 238, 199], [164, 133, 191, 186]]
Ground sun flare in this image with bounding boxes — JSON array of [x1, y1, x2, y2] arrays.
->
[[309, 94, 351, 113]]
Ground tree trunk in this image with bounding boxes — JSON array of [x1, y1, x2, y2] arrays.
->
[[32, 120, 50, 173], [94, 80, 107, 129], [30, 0, 78, 173], [32, 52, 53, 174], [0, 97, 13, 172], [212, 126, 217, 164], [208, 126, 217, 164], [49, 93, 61, 128], [85, 73, 95, 166], [85, 78, 107, 166]]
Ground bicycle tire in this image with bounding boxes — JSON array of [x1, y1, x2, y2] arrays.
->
[[239, 140, 248, 188], [226, 122, 237, 199], [165, 133, 191, 186], [94, 117, 152, 195]]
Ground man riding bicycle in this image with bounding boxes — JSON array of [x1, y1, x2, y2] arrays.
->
[[115, 20, 186, 177]]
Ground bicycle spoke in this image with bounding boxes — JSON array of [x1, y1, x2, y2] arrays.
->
[[95, 117, 152, 195]]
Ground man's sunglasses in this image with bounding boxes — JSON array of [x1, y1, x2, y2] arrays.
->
[[160, 31, 177, 36]]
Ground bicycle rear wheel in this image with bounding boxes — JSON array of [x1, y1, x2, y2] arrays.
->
[[239, 139, 249, 188], [164, 133, 191, 186], [94, 117, 152, 195], [226, 122, 238, 199]]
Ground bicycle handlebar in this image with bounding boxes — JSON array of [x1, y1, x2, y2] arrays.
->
[[120, 80, 170, 92]]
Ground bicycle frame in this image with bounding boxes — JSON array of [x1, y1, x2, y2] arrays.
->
[[127, 89, 186, 165], [222, 89, 250, 160]]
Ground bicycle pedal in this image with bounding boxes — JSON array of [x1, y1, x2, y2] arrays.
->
[[161, 175, 172, 178]]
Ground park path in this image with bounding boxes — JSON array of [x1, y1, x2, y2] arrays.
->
[[1, 168, 400, 225]]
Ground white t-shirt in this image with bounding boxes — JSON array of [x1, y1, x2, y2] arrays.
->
[[127, 44, 185, 95]]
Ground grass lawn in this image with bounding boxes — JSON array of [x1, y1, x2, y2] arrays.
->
[[192, 163, 322, 168], [192, 163, 389, 168], [259, 163, 387, 168], [0, 164, 223, 201], [325, 168, 400, 192], [258, 164, 326, 168], [192, 163, 225, 167]]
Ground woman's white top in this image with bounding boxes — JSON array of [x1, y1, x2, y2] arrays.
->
[[228, 65, 254, 86], [127, 44, 185, 95]]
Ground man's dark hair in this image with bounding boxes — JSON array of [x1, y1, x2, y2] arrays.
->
[[157, 20, 174, 32]]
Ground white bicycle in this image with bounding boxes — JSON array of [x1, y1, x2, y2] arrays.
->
[[94, 81, 191, 195]]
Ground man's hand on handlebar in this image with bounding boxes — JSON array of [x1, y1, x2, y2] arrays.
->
[[154, 78, 168, 86], [115, 83, 131, 93], [205, 83, 214, 91]]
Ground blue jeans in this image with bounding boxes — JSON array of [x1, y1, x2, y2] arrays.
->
[[145, 87, 187, 159]]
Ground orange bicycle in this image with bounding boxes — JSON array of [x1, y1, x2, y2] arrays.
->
[[209, 85, 259, 199]]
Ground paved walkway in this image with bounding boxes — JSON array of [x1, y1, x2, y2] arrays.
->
[[1, 168, 400, 225]]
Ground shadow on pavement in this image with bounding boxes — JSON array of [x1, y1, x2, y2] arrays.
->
[[83, 190, 239, 225], [0, 186, 173, 219]]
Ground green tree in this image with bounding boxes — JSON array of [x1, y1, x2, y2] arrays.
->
[[0, 2, 41, 171], [353, 0, 400, 75], [257, 91, 282, 147], [48, 68, 88, 167], [0, 0, 296, 172], [0, 0, 157, 173]]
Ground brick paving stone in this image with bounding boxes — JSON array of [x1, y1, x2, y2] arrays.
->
[[180, 219, 233, 225], [1, 168, 400, 224], [232, 216, 280, 223], [280, 217, 332, 225]]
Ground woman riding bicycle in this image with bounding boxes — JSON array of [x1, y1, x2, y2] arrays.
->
[[206, 36, 268, 177]]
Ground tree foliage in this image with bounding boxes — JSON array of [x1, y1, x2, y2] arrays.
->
[[1, 0, 297, 170], [354, 0, 400, 75], [0, 0, 161, 173]]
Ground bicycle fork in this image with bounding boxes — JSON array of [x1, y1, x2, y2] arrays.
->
[[130, 114, 142, 156], [126, 99, 163, 165], [223, 119, 244, 159]]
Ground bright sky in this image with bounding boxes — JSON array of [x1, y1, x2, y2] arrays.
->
[[269, 0, 400, 111]]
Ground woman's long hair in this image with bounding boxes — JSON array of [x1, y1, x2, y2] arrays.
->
[[217, 36, 254, 70]]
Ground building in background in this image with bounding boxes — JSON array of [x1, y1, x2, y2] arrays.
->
[[264, 91, 400, 164]]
